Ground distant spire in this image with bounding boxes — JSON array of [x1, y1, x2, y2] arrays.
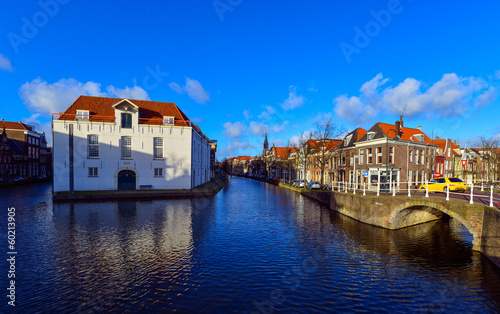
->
[[263, 133, 269, 155]]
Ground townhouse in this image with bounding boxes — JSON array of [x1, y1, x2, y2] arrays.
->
[[353, 118, 436, 191], [52, 96, 214, 192], [332, 127, 366, 187]]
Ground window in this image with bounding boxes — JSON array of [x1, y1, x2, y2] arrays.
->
[[76, 110, 90, 121], [163, 116, 174, 125], [409, 150, 413, 162], [154, 138, 163, 159], [344, 134, 352, 147], [88, 167, 98, 177], [367, 132, 375, 140], [154, 168, 163, 177], [421, 150, 425, 165], [341, 153, 346, 165], [121, 113, 132, 128], [389, 146, 394, 164], [376, 147, 382, 164], [350, 152, 354, 165], [367, 148, 373, 164], [415, 150, 419, 164], [121, 136, 132, 158], [359, 149, 364, 165], [88, 135, 99, 158]]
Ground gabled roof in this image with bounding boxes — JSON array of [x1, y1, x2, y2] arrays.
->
[[338, 127, 366, 149], [273, 147, 296, 160], [59, 95, 192, 127], [378, 123, 432, 143], [0, 121, 30, 131], [432, 138, 460, 155], [359, 122, 433, 144], [326, 139, 342, 151]]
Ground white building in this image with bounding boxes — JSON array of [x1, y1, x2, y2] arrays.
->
[[52, 96, 212, 192]]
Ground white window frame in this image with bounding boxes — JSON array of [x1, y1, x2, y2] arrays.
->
[[154, 138, 164, 159], [88, 167, 98, 177], [163, 116, 174, 125], [76, 110, 90, 121], [154, 168, 163, 177], [88, 135, 99, 158], [121, 136, 132, 159], [376, 146, 382, 164]]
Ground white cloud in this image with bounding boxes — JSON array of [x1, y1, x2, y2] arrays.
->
[[19, 77, 149, 116], [243, 110, 252, 120], [249, 121, 270, 136], [272, 120, 289, 133], [494, 70, 500, 80], [280, 85, 305, 110], [308, 87, 319, 92], [289, 130, 314, 146], [218, 139, 256, 157], [106, 85, 149, 100], [222, 121, 246, 138], [0, 54, 13, 72], [258, 106, 276, 121], [169, 78, 210, 104], [334, 95, 378, 124], [333, 73, 498, 124]]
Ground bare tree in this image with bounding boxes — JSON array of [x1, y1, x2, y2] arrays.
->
[[477, 136, 500, 182], [291, 131, 315, 183], [312, 118, 344, 186]]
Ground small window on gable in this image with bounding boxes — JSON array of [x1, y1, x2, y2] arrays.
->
[[367, 132, 375, 140], [76, 110, 90, 121], [344, 134, 353, 147], [163, 116, 174, 125], [121, 113, 132, 128]]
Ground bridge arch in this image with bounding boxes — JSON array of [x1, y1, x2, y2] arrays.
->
[[389, 200, 480, 249]]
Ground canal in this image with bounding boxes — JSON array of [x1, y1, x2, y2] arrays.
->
[[2, 177, 500, 312]]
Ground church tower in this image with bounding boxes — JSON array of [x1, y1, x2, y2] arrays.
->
[[263, 133, 269, 156]]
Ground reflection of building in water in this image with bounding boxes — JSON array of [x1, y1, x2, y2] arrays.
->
[[52, 199, 214, 304]]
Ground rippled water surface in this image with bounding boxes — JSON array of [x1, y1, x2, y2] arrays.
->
[[2, 177, 500, 313]]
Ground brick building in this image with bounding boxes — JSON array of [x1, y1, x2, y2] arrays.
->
[[354, 118, 436, 191]]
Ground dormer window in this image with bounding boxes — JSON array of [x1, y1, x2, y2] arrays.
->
[[344, 134, 353, 147], [163, 116, 174, 125], [414, 134, 424, 142], [76, 110, 90, 121], [121, 113, 132, 128], [367, 132, 375, 140]]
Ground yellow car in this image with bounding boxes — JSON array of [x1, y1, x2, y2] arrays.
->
[[419, 177, 468, 193]]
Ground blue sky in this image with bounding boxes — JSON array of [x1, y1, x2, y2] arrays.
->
[[1, 0, 500, 159]]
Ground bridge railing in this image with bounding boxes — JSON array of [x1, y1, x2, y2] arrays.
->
[[331, 179, 500, 209]]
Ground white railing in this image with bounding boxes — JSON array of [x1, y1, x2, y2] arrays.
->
[[329, 179, 500, 209]]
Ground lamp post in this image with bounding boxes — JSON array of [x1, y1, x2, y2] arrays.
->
[[385, 129, 398, 195]]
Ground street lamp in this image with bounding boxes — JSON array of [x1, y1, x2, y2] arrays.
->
[[385, 129, 399, 195]]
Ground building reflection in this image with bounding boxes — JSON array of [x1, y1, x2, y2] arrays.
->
[[51, 198, 214, 310]]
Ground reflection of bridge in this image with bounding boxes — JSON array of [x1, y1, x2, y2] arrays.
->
[[296, 189, 500, 269]]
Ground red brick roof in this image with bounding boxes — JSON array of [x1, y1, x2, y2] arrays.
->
[[432, 138, 461, 155], [379, 123, 432, 143], [326, 139, 342, 150], [273, 147, 296, 160], [59, 95, 192, 127], [357, 128, 367, 141], [0, 121, 30, 131]]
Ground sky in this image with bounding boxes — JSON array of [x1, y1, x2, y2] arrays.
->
[[1, 0, 500, 159]]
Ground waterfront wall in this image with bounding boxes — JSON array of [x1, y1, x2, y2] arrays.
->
[[279, 184, 500, 269]]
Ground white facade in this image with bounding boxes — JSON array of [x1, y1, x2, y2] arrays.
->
[[53, 98, 211, 192]]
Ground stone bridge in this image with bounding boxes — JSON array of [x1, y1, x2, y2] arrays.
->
[[295, 188, 500, 269]]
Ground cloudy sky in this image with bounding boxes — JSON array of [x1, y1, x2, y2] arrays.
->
[[1, 0, 500, 159]]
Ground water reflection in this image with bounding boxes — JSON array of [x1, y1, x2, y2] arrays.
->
[[1, 179, 500, 313]]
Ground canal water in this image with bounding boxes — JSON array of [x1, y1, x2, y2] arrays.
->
[[2, 177, 500, 313]]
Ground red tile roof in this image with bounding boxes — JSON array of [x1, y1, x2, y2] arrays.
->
[[0, 121, 30, 131], [356, 128, 367, 141], [58, 95, 192, 127], [379, 123, 432, 143], [326, 139, 342, 150]]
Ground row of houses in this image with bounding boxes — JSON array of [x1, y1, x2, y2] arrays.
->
[[224, 117, 499, 190], [0, 120, 52, 182]]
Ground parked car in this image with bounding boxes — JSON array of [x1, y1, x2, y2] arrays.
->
[[307, 181, 321, 189], [12, 176, 24, 183], [419, 177, 467, 193], [295, 180, 305, 188]]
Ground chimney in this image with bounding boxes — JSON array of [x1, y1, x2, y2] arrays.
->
[[399, 114, 404, 128], [418, 126, 422, 131], [435, 135, 440, 139], [395, 120, 400, 137]]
